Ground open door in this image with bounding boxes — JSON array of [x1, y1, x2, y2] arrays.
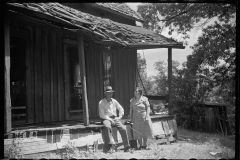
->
[[64, 42, 83, 120], [10, 35, 27, 125]]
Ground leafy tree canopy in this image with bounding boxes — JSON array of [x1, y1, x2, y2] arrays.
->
[[137, 3, 236, 39]]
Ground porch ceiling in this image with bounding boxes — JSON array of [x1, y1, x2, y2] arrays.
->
[[7, 3, 185, 49]]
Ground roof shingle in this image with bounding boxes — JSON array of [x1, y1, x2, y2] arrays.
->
[[95, 3, 144, 22], [7, 3, 184, 49]]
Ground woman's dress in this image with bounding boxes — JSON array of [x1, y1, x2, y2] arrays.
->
[[130, 96, 154, 139]]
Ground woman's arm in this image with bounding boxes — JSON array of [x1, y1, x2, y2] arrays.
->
[[145, 106, 150, 120]]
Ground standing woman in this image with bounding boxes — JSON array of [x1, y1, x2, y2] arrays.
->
[[129, 88, 154, 150]]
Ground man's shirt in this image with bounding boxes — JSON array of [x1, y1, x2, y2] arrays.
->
[[99, 98, 124, 119]]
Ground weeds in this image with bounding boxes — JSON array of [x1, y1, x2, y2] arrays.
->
[[4, 138, 23, 159], [55, 140, 98, 159]]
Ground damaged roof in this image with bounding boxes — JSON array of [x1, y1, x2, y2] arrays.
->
[[93, 3, 144, 22], [7, 3, 185, 49]]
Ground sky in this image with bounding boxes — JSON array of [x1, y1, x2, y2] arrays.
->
[[126, 3, 203, 77]]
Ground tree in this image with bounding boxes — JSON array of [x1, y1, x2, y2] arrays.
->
[[137, 3, 236, 39], [137, 3, 236, 105]]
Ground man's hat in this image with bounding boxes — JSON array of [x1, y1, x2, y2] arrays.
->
[[104, 86, 114, 93]]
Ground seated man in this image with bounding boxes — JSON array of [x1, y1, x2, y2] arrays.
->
[[99, 86, 131, 153]]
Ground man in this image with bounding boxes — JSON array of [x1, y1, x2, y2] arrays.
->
[[99, 86, 131, 153]]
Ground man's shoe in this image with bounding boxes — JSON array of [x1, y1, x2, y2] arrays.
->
[[108, 144, 116, 154], [124, 146, 131, 152], [141, 146, 150, 150]]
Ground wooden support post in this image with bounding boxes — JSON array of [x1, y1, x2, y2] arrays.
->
[[168, 48, 173, 115], [4, 8, 12, 134], [77, 31, 89, 126]]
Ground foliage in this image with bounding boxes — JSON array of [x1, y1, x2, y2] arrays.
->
[[137, 52, 155, 95], [4, 138, 24, 159], [136, 3, 236, 131], [56, 141, 97, 159], [137, 3, 236, 39]]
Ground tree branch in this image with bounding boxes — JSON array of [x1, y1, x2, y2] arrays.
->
[[159, 10, 188, 22]]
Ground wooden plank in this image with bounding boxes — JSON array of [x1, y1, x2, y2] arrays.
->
[[168, 120, 177, 135], [87, 40, 96, 118], [26, 26, 34, 124], [4, 137, 46, 145], [168, 48, 172, 114], [99, 45, 104, 106], [42, 28, 51, 122], [64, 44, 70, 120], [95, 42, 103, 118], [35, 27, 43, 123], [93, 42, 99, 118], [47, 130, 53, 143], [127, 50, 133, 109], [172, 119, 178, 132], [4, 10, 12, 133], [53, 130, 61, 143], [122, 51, 129, 115], [11, 106, 26, 109], [97, 44, 103, 118], [77, 31, 89, 126], [152, 121, 165, 135], [50, 31, 58, 121], [162, 121, 170, 135], [118, 51, 124, 110], [57, 31, 65, 121]]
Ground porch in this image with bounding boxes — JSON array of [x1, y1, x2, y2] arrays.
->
[[4, 114, 177, 155]]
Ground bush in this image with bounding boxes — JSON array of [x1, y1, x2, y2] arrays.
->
[[172, 101, 205, 131], [4, 138, 23, 158]]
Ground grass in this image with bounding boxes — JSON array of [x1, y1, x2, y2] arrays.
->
[[7, 128, 235, 159]]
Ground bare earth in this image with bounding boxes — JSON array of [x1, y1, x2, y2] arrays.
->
[[25, 128, 235, 159]]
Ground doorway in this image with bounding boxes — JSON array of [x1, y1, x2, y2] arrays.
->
[[64, 43, 83, 120], [10, 36, 27, 125]]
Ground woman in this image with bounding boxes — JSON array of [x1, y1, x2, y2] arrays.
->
[[129, 88, 154, 150]]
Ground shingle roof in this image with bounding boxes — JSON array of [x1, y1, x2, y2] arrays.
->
[[95, 3, 144, 22], [7, 3, 184, 49]]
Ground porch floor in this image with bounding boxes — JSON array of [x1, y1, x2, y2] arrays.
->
[[9, 114, 173, 134]]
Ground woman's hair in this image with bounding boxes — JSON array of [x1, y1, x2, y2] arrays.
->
[[135, 87, 143, 95]]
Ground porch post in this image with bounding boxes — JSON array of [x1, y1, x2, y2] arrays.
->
[[4, 8, 12, 134], [77, 31, 89, 126], [168, 47, 173, 115]]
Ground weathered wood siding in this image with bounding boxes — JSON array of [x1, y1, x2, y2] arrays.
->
[[9, 12, 137, 123], [85, 37, 104, 118], [10, 14, 78, 124], [112, 50, 137, 117]]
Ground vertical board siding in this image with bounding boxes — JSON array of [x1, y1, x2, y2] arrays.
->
[[85, 38, 103, 118], [64, 44, 70, 120], [112, 50, 137, 118], [57, 31, 65, 121], [26, 26, 34, 124], [50, 31, 58, 121], [93, 43, 100, 118], [98, 45, 104, 115], [42, 29, 51, 122], [34, 27, 43, 123], [85, 39, 95, 118]]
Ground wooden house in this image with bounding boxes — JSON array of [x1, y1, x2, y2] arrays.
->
[[4, 3, 185, 155]]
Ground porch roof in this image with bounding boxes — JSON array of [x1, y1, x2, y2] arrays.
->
[[7, 3, 185, 49], [91, 3, 144, 22]]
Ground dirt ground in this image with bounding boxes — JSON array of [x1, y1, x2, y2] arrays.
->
[[25, 128, 235, 159]]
